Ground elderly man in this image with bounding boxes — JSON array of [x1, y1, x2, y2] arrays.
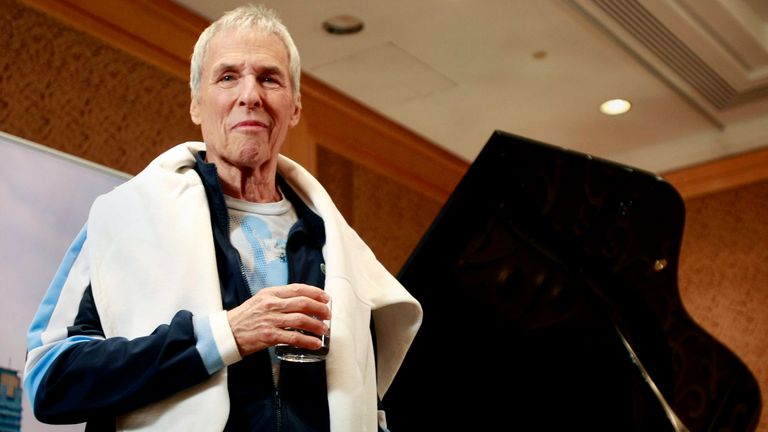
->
[[24, 5, 422, 431]]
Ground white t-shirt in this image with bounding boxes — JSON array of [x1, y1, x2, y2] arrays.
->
[[225, 194, 298, 295]]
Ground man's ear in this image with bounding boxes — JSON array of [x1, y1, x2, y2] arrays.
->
[[289, 95, 302, 128], [190, 97, 201, 125]]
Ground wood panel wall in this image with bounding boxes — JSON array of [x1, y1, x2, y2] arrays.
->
[[678, 179, 768, 431], [2, 0, 766, 429], [0, 0, 201, 174]]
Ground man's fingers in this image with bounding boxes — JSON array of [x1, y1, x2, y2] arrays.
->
[[270, 283, 329, 302], [279, 327, 325, 350], [276, 312, 329, 337], [261, 284, 330, 319]]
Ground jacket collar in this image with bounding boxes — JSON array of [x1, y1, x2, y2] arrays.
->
[[192, 150, 325, 247]]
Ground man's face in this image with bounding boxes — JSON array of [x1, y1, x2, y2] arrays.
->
[[190, 28, 300, 171]]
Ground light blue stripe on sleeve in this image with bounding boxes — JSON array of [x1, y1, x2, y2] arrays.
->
[[193, 315, 225, 375], [23, 335, 96, 410], [27, 224, 88, 350]]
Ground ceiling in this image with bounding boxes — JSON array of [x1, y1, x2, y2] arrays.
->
[[172, 0, 768, 174]]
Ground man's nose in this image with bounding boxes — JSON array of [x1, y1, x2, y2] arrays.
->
[[238, 76, 263, 108]]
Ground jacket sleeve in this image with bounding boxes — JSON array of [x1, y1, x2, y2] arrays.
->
[[23, 225, 235, 424]]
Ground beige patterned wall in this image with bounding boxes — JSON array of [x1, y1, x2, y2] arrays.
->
[[317, 146, 443, 274], [679, 179, 768, 431], [0, 0, 201, 174]]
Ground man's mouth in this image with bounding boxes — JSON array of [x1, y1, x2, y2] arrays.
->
[[232, 120, 268, 131]]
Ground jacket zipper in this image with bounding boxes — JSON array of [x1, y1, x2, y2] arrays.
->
[[234, 258, 283, 431], [235, 257, 284, 431], [274, 385, 282, 431], [230, 207, 305, 432]]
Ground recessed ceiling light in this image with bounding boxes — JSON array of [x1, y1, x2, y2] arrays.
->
[[600, 98, 632, 115], [322, 15, 364, 35]]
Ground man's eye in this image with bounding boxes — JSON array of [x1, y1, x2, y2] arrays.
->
[[218, 73, 237, 85], [260, 76, 280, 86]]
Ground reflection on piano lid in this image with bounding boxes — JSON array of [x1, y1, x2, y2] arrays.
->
[[383, 130, 761, 431]]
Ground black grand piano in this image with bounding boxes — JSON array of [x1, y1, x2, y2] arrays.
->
[[383, 131, 761, 431]]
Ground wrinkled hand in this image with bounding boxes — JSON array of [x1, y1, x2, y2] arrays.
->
[[227, 283, 331, 357]]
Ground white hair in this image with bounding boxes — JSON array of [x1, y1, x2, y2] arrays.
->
[[189, 4, 301, 101]]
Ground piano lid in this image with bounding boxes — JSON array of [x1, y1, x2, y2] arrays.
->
[[383, 130, 761, 431]]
